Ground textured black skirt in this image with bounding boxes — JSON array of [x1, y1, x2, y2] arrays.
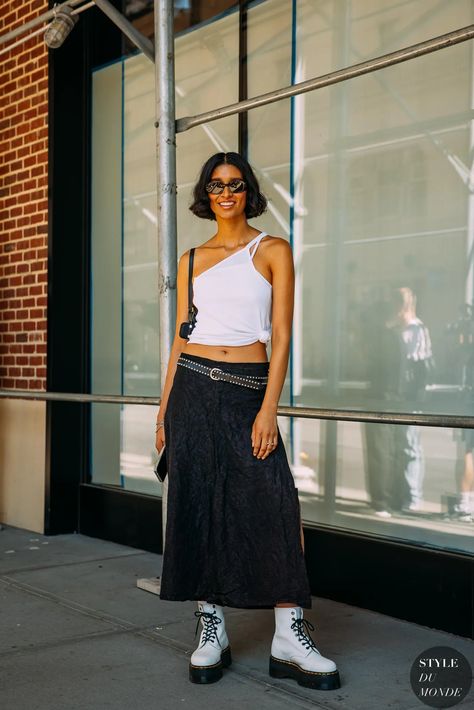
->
[[159, 353, 312, 610]]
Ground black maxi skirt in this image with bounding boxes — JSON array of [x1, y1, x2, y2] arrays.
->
[[159, 353, 312, 610]]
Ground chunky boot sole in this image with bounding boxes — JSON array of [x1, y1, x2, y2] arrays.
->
[[269, 655, 341, 690], [189, 646, 232, 684]]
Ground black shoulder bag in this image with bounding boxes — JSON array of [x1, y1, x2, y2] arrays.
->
[[179, 247, 198, 339]]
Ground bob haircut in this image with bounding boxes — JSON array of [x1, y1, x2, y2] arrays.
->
[[189, 152, 267, 221]]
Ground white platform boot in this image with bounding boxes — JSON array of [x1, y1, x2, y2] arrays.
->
[[189, 601, 232, 684], [269, 606, 340, 690]]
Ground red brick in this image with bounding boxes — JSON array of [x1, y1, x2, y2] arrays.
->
[[15, 379, 30, 389]]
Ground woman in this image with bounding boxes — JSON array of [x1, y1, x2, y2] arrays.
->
[[155, 152, 339, 690]]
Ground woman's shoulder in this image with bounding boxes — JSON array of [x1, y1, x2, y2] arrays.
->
[[259, 234, 293, 259], [260, 234, 290, 247]]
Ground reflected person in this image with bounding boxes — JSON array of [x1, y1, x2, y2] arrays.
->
[[387, 287, 433, 513], [363, 288, 433, 516]]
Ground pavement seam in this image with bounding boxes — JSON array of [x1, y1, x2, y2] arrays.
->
[[0, 626, 143, 657], [0, 575, 139, 631], [0, 550, 147, 576]]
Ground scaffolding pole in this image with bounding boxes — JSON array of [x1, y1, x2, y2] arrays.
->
[[155, 0, 177, 544], [155, 0, 177, 404]]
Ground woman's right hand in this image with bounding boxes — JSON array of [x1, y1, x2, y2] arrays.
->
[[155, 425, 166, 454]]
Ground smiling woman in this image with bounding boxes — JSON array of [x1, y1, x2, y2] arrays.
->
[[154, 151, 340, 690]]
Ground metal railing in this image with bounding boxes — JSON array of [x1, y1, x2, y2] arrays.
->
[[1, 387, 474, 430]]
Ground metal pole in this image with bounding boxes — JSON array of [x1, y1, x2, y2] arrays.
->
[[155, 0, 177, 387], [1, 388, 474, 430], [176, 23, 474, 133], [155, 0, 178, 548], [0, 390, 159, 405]]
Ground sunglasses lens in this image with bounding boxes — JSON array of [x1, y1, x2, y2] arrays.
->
[[229, 180, 246, 193], [206, 181, 223, 194]]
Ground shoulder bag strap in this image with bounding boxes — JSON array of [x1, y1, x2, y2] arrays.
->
[[188, 248, 195, 318]]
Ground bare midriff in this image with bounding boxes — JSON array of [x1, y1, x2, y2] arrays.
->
[[182, 340, 268, 363]]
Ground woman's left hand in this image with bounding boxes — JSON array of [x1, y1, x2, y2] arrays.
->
[[251, 408, 278, 459]]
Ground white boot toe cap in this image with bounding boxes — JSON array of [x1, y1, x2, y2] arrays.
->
[[299, 653, 337, 673], [190, 647, 221, 666]]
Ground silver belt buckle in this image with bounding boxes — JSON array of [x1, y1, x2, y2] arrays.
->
[[209, 367, 223, 381]]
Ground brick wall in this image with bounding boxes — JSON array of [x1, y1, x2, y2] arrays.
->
[[0, 1, 48, 391]]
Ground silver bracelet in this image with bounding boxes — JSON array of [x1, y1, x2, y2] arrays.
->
[[155, 420, 165, 433]]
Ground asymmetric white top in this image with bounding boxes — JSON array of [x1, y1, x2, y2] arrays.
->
[[187, 231, 272, 346]]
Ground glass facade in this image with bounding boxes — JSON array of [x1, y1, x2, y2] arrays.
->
[[91, 0, 474, 555]]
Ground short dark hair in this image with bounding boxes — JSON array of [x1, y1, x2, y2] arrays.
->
[[189, 152, 267, 221]]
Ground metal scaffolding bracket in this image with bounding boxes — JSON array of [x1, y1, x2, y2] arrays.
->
[[94, 0, 154, 62], [176, 23, 474, 132]]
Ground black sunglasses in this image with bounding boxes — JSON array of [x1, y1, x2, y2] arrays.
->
[[205, 179, 247, 195]]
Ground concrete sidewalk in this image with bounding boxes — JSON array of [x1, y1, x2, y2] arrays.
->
[[0, 526, 472, 710]]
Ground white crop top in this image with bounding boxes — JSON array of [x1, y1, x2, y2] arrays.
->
[[187, 231, 272, 346]]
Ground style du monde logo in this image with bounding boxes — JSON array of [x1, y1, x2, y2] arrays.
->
[[410, 646, 472, 708]]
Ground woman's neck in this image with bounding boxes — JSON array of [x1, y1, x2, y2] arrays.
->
[[214, 217, 253, 246]]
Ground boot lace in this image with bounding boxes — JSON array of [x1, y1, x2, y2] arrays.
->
[[194, 610, 222, 647], [291, 618, 320, 653]]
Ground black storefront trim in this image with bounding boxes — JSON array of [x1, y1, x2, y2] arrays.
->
[[79, 484, 473, 639], [304, 525, 474, 640], [238, 0, 249, 158], [80, 484, 163, 553], [45, 2, 123, 534]]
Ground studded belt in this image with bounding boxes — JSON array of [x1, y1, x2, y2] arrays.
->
[[177, 356, 268, 390]]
